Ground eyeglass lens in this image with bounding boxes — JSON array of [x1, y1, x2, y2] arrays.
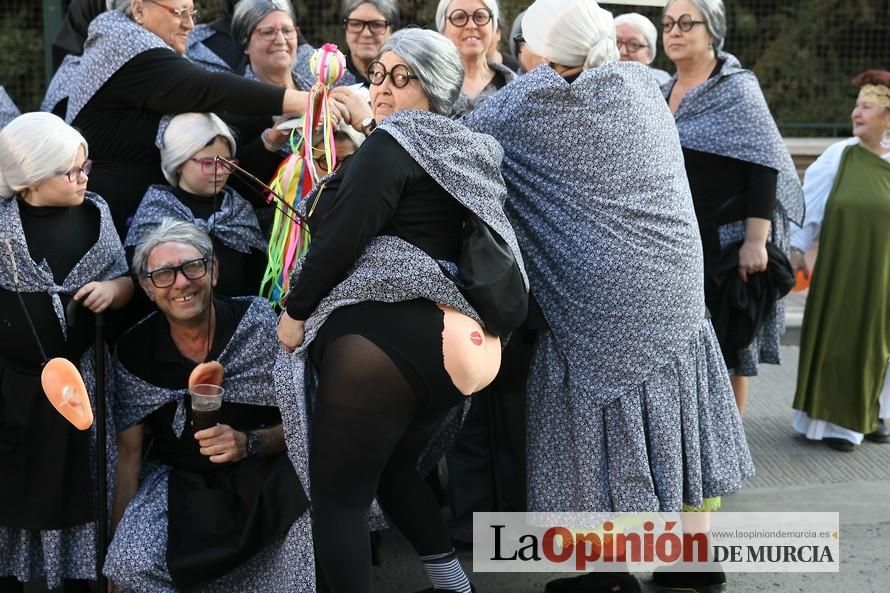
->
[[447, 8, 492, 27], [344, 19, 388, 34], [663, 14, 700, 33], [147, 258, 208, 288], [256, 26, 298, 40], [367, 63, 414, 88], [617, 40, 645, 52], [192, 157, 236, 174], [65, 160, 93, 182]]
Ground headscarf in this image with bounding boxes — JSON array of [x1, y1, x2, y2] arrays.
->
[[522, 0, 618, 70]]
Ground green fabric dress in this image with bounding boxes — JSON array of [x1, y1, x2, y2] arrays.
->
[[793, 145, 890, 433]]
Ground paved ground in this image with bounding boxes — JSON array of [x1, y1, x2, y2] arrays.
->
[[372, 290, 890, 593]]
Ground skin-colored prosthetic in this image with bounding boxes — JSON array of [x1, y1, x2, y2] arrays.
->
[[438, 305, 501, 396], [188, 360, 224, 389], [41, 357, 93, 430]]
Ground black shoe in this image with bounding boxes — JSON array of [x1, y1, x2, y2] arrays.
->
[[823, 437, 856, 451], [865, 420, 890, 444], [651, 565, 726, 593], [544, 572, 641, 593]]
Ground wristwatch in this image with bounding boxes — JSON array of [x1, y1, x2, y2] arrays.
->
[[244, 431, 262, 458], [360, 116, 376, 135]]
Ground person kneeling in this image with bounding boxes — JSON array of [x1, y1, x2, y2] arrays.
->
[[105, 219, 313, 593]]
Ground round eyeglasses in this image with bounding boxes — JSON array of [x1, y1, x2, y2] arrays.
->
[[662, 14, 706, 34], [189, 157, 237, 174], [366, 62, 418, 88], [343, 18, 389, 35], [447, 8, 493, 28], [144, 257, 208, 288], [60, 159, 93, 183], [617, 39, 648, 53]]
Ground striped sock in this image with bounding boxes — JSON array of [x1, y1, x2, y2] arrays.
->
[[420, 550, 472, 593]]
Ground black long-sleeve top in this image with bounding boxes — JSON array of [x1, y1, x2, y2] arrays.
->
[[285, 130, 466, 320], [683, 148, 778, 225], [73, 48, 285, 236]]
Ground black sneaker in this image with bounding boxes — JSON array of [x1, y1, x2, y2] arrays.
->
[[823, 437, 856, 452], [544, 572, 641, 593], [865, 419, 890, 444], [651, 565, 727, 593]]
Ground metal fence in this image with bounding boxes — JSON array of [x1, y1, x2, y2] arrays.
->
[[2, 0, 888, 136]]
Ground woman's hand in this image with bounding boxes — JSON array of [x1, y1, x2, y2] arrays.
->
[[277, 312, 305, 352], [738, 239, 768, 282], [330, 87, 373, 130], [789, 248, 810, 280], [74, 280, 116, 313], [194, 424, 247, 463], [75, 276, 134, 313]]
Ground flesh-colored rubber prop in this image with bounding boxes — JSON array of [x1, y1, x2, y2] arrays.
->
[[188, 360, 224, 390], [438, 305, 501, 396], [41, 357, 93, 430]]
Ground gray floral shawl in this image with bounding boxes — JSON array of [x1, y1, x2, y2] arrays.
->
[[0, 86, 19, 129], [124, 184, 266, 254], [463, 62, 707, 406], [61, 10, 173, 123], [0, 192, 128, 337], [661, 52, 805, 224], [113, 297, 279, 435]]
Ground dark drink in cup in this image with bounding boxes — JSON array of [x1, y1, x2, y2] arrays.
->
[[190, 384, 223, 432]]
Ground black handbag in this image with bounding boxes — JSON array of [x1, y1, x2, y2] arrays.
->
[[447, 212, 528, 338]]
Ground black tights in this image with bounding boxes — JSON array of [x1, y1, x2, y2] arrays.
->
[[0, 577, 92, 593], [310, 335, 455, 593]]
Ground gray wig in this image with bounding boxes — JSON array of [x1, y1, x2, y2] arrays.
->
[[614, 12, 658, 63], [435, 0, 500, 33], [664, 0, 726, 52], [160, 112, 236, 186], [340, 0, 400, 29], [377, 28, 464, 117], [132, 218, 214, 277], [232, 0, 297, 51], [0, 112, 88, 198]]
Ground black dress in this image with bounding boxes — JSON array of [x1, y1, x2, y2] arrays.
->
[[72, 49, 285, 237], [0, 201, 100, 529]]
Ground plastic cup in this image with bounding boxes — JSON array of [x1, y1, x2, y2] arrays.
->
[[190, 383, 224, 432]]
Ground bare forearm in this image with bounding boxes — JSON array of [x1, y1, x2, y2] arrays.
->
[[109, 276, 134, 310], [744, 217, 771, 244]]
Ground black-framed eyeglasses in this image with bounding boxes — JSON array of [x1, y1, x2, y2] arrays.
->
[[512, 33, 525, 49], [254, 25, 298, 41], [662, 14, 705, 33], [144, 257, 208, 288], [189, 157, 238, 174], [59, 159, 93, 183], [144, 0, 199, 24], [447, 8, 493, 28], [366, 62, 418, 88], [617, 39, 648, 53], [343, 18, 389, 35]]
